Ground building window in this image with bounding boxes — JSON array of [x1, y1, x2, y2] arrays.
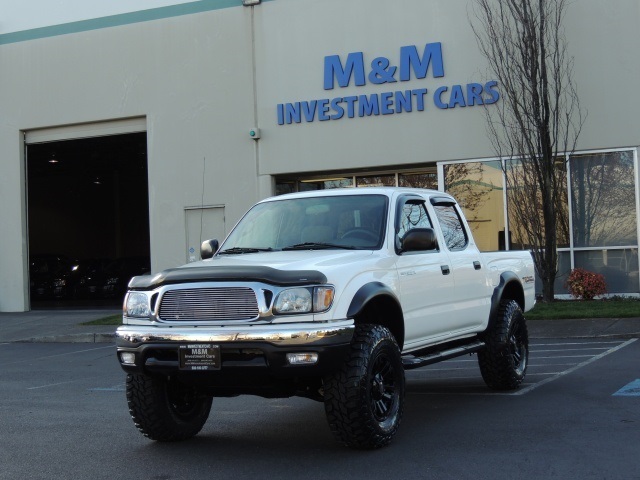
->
[[569, 150, 638, 294], [570, 151, 637, 248], [399, 171, 438, 189], [275, 167, 436, 195], [356, 174, 395, 187], [439, 148, 640, 294]]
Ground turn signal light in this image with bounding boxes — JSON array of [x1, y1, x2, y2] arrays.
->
[[286, 353, 318, 365]]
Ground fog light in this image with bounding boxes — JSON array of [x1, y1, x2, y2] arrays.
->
[[286, 353, 318, 365], [120, 352, 136, 365]]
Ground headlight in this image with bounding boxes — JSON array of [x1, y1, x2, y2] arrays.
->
[[124, 292, 151, 317], [273, 286, 334, 314]]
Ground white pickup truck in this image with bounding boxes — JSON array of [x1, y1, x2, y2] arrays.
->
[[116, 187, 535, 449]]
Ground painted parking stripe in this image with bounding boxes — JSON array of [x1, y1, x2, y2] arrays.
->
[[514, 338, 637, 396], [613, 379, 640, 397], [407, 338, 637, 396], [89, 386, 126, 392]]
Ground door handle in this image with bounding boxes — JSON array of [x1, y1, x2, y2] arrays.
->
[[473, 261, 482, 270], [441, 265, 450, 275]]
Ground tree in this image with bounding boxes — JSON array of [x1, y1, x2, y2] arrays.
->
[[470, 0, 585, 302]]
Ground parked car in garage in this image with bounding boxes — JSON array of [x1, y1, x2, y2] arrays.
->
[[29, 254, 74, 300], [76, 256, 150, 299]]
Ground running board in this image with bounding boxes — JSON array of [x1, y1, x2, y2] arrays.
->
[[402, 340, 485, 370]]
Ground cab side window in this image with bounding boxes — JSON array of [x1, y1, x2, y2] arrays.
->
[[397, 200, 433, 242], [433, 204, 468, 250]]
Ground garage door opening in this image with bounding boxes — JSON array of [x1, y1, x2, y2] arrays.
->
[[26, 132, 150, 309]]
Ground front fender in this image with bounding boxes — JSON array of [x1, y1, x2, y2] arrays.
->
[[347, 281, 401, 318]]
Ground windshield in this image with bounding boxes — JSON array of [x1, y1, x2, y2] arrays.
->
[[220, 194, 388, 252]]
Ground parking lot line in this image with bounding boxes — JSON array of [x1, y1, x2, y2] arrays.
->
[[407, 338, 638, 396], [613, 379, 640, 397], [514, 338, 637, 396]]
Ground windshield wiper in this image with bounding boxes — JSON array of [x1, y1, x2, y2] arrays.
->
[[282, 242, 356, 250], [218, 247, 274, 255]]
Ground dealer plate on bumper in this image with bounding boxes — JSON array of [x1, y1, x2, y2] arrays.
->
[[179, 344, 221, 371]]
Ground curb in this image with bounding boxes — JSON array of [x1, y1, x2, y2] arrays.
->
[[17, 333, 116, 343]]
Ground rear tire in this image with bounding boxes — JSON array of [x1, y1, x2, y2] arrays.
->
[[323, 324, 405, 449], [479, 299, 529, 390], [126, 374, 212, 441]]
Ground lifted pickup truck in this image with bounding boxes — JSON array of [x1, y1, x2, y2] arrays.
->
[[116, 187, 535, 449]]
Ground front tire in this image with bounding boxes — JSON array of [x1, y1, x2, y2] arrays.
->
[[323, 324, 405, 449], [126, 374, 212, 441], [478, 299, 529, 390]]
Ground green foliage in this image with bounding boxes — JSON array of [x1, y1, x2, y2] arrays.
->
[[527, 298, 639, 320], [82, 314, 122, 326]]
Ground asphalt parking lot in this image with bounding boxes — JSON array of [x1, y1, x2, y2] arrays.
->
[[1, 338, 638, 480], [407, 337, 639, 396]]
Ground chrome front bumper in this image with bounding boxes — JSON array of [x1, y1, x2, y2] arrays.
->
[[115, 319, 355, 348], [115, 320, 355, 377]]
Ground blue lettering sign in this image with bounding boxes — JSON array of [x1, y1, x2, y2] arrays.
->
[[434, 86, 448, 109], [466, 83, 484, 106], [330, 98, 344, 120], [395, 90, 412, 113], [368, 57, 397, 85], [279, 42, 499, 125], [380, 92, 394, 115], [449, 84, 466, 108], [301, 101, 317, 122], [359, 94, 380, 117], [399, 43, 444, 81], [318, 99, 331, 121], [483, 80, 500, 104], [412, 88, 428, 111], [324, 52, 366, 90]]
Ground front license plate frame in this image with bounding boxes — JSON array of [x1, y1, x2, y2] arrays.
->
[[178, 344, 221, 371]]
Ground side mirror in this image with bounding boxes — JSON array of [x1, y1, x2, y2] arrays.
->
[[200, 239, 219, 260], [401, 228, 438, 252]]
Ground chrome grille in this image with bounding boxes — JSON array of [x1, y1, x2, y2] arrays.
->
[[158, 287, 259, 321]]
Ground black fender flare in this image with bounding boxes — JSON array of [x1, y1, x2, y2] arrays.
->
[[346, 281, 401, 319], [488, 271, 525, 331], [346, 281, 405, 348]]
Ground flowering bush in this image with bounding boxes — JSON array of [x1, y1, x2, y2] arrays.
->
[[565, 268, 607, 300]]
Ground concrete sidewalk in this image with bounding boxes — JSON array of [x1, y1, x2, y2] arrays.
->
[[0, 309, 120, 343], [1, 309, 639, 343]]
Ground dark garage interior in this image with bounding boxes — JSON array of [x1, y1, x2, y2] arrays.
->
[[27, 132, 150, 308]]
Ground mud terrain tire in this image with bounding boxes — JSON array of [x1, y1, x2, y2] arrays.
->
[[323, 324, 405, 449], [479, 299, 529, 390], [126, 374, 212, 441]]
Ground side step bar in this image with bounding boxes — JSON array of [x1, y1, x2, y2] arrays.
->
[[402, 340, 485, 370]]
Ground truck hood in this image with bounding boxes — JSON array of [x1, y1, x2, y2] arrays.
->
[[128, 250, 375, 290]]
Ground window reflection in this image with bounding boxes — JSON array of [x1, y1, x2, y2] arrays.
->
[[433, 205, 468, 250], [298, 178, 353, 191], [397, 202, 433, 241], [505, 158, 569, 250], [444, 161, 504, 251], [575, 249, 639, 293], [356, 175, 395, 187], [399, 171, 438, 189], [571, 151, 637, 247]]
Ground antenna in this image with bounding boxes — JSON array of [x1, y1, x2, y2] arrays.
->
[[200, 157, 206, 247]]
